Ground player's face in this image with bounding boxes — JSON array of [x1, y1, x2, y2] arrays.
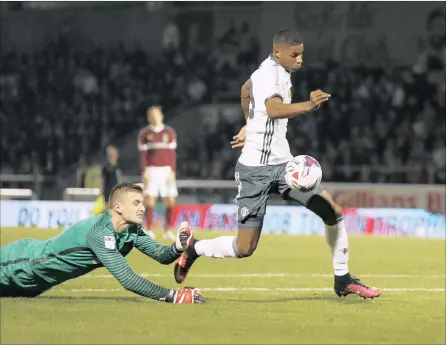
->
[[276, 44, 304, 72], [121, 192, 145, 224], [147, 107, 164, 126]]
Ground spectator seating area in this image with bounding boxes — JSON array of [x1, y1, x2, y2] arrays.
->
[[1, 26, 445, 184]]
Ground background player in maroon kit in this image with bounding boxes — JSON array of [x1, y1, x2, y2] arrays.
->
[[138, 106, 178, 240]]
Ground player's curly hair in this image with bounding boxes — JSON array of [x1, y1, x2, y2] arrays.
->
[[273, 28, 303, 46], [108, 182, 144, 206]]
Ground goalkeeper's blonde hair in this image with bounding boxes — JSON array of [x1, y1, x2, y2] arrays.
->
[[108, 182, 144, 208]]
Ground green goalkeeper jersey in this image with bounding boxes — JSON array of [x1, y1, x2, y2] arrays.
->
[[1, 212, 180, 300]]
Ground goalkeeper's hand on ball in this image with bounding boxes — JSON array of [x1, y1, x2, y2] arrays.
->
[[163, 287, 206, 304], [173, 221, 193, 253]]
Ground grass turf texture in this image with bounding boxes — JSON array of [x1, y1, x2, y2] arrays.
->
[[1, 227, 445, 344]]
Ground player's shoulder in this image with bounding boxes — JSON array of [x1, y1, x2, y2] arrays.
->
[[251, 56, 278, 81], [86, 213, 115, 237], [58, 214, 111, 247]]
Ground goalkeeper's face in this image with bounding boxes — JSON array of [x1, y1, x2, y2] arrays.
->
[[120, 192, 146, 224]]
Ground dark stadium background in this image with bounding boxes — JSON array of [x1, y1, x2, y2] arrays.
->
[[1, 1, 445, 202], [0, 3, 445, 345]]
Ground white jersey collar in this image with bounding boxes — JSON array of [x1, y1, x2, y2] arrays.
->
[[263, 54, 290, 75], [148, 125, 165, 133]]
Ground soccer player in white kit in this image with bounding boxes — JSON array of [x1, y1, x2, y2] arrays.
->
[[174, 28, 381, 299]]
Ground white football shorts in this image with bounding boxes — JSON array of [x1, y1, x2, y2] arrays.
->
[[143, 166, 178, 198]]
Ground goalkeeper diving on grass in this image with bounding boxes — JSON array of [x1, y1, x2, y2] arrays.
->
[[0, 182, 205, 304]]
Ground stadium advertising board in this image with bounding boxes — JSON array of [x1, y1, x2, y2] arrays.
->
[[170, 204, 211, 230], [1, 201, 445, 239], [172, 204, 445, 239], [0, 201, 93, 229], [323, 183, 445, 214]]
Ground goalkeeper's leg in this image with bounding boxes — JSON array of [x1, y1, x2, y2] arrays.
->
[[0, 253, 49, 297], [0, 243, 49, 298]]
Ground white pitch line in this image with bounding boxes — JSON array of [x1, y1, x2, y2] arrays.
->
[[58, 287, 445, 293], [81, 273, 446, 279]]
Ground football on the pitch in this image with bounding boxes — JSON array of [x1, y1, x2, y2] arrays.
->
[[284, 155, 322, 192]]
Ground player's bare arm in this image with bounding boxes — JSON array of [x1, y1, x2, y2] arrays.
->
[[231, 127, 247, 149], [241, 79, 251, 121], [230, 79, 251, 149], [265, 90, 330, 119]]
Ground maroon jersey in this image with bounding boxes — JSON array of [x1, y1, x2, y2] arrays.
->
[[138, 125, 176, 172]]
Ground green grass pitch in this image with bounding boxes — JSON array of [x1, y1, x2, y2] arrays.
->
[[1, 227, 445, 344]]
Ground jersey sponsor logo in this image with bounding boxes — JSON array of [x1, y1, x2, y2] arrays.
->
[[104, 236, 116, 250]]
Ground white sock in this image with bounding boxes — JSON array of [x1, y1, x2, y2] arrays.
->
[[325, 217, 349, 276], [194, 236, 240, 258]]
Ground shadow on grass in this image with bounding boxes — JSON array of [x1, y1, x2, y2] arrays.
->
[[2, 295, 383, 305], [1, 296, 141, 302], [209, 295, 333, 303], [208, 294, 382, 304]]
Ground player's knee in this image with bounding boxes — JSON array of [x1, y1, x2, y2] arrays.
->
[[163, 197, 176, 208], [331, 202, 343, 219], [145, 196, 156, 208], [236, 215, 263, 258], [307, 193, 342, 226]]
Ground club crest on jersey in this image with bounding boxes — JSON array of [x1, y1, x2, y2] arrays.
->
[[239, 206, 249, 220], [162, 134, 169, 143], [147, 135, 153, 141], [104, 236, 116, 250]]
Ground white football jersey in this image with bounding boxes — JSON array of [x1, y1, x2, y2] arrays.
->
[[238, 55, 294, 166]]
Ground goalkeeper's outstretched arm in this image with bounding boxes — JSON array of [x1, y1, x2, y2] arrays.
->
[[85, 224, 202, 303], [86, 225, 170, 300]]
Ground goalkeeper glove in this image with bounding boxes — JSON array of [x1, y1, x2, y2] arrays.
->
[[162, 287, 205, 304]]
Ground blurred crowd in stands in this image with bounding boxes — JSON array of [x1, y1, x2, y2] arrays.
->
[[186, 64, 446, 184], [1, 15, 445, 184]]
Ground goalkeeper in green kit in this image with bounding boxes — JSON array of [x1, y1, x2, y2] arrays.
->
[[0, 182, 205, 304]]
